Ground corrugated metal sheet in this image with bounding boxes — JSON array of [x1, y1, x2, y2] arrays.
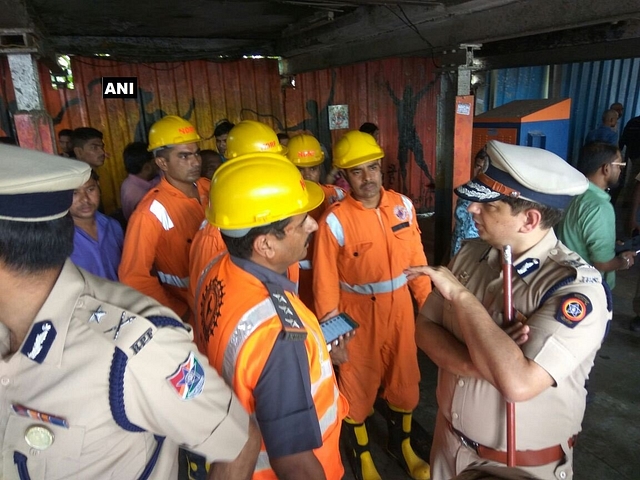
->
[[40, 57, 285, 213], [559, 58, 640, 165], [486, 57, 640, 165], [286, 58, 438, 210], [1, 55, 438, 213], [488, 66, 549, 109]]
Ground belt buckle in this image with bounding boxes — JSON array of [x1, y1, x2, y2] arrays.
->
[[454, 429, 479, 454]]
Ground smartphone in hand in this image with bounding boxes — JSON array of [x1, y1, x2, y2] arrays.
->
[[320, 312, 359, 345]]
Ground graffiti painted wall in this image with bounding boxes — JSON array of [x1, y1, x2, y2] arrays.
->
[[285, 58, 438, 211], [0, 56, 438, 213]]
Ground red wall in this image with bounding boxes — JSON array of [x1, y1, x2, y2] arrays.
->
[[0, 56, 438, 214]]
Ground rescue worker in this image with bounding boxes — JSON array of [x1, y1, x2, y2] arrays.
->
[[119, 116, 208, 323], [224, 119, 288, 161], [195, 155, 348, 479], [411, 141, 611, 480], [0, 144, 260, 479], [313, 130, 432, 480], [285, 133, 345, 310], [189, 120, 298, 315]]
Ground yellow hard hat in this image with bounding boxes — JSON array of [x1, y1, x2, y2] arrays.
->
[[147, 116, 201, 151], [333, 130, 384, 169], [225, 120, 288, 161], [206, 155, 324, 237], [286, 134, 324, 167]]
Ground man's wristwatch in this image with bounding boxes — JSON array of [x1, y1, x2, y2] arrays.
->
[[622, 256, 631, 270]]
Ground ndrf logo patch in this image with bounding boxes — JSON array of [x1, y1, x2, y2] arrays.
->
[[102, 77, 138, 99]]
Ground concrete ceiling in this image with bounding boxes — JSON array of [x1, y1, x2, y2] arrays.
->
[[2, 0, 640, 74]]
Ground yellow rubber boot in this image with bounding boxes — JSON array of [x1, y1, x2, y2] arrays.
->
[[386, 405, 431, 480], [343, 417, 382, 480]]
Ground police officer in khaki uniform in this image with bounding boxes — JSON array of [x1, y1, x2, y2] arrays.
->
[[0, 144, 260, 479], [407, 141, 611, 480]]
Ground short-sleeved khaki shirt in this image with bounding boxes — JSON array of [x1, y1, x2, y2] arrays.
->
[[422, 230, 610, 450], [0, 260, 248, 479]]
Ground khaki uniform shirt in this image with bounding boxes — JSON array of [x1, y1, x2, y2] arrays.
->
[[0, 260, 248, 480], [422, 230, 610, 475]]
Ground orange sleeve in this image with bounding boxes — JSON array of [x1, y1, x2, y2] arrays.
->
[[189, 223, 226, 314], [407, 205, 432, 307], [312, 210, 342, 319], [119, 210, 187, 316]]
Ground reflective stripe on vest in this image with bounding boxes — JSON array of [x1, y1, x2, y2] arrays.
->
[[255, 451, 271, 473], [299, 260, 312, 270], [157, 271, 189, 288], [149, 200, 174, 230], [339, 273, 407, 295], [222, 298, 332, 391], [222, 298, 277, 384], [325, 212, 345, 247], [335, 188, 346, 201], [222, 296, 338, 476], [318, 387, 339, 435]]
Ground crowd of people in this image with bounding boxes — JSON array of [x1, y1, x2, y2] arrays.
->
[[0, 104, 636, 480]]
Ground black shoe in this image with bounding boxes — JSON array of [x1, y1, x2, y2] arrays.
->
[[630, 316, 640, 332]]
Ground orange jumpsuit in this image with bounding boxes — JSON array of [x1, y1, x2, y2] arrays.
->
[[195, 254, 347, 479], [298, 183, 346, 310], [189, 221, 300, 318], [188, 220, 226, 313], [313, 188, 431, 422], [119, 177, 210, 319]]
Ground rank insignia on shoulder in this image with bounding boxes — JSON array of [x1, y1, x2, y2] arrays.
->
[[266, 284, 307, 341], [556, 293, 592, 328], [21, 321, 56, 363], [167, 352, 205, 400], [103, 311, 136, 340], [88, 305, 106, 324]]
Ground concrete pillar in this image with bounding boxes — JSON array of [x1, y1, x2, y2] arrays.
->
[[7, 53, 56, 153]]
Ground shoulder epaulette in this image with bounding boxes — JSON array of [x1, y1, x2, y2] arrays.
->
[[81, 299, 187, 435], [84, 301, 188, 358], [264, 282, 307, 342]]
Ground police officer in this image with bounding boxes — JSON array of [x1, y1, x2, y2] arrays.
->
[[409, 141, 611, 480], [195, 154, 348, 479], [0, 144, 259, 479]]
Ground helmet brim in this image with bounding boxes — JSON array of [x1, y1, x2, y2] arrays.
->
[[334, 153, 383, 170]]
